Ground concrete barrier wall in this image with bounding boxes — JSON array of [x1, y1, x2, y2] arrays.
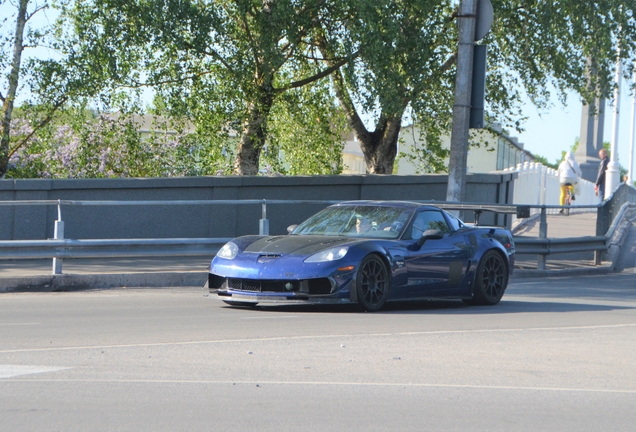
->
[[0, 173, 515, 240]]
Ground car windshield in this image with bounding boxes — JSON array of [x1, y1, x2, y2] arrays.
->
[[292, 205, 413, 239]]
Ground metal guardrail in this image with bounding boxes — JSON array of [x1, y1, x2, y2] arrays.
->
[[0, 197, 632, 275], [511, 204, 606, 270], [511, 185, 636, 269], [0, 238, 232, 259], [513, 236, 608, 256]]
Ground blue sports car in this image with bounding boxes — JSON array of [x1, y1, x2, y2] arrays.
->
[[208, 201, 515, 311]]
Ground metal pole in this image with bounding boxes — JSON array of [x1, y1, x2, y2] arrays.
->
[[538, 206, 547, 271], [259, 200, 269, 235], [628, 64, 636, 185], [446, 0, 478, 204], [605, 54, 622, 198], [52, 200, 64, 275]]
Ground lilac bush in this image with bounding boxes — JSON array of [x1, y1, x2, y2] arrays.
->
[[7, 111, 235, 178]]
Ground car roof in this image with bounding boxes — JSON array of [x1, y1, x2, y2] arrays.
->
[[333, 200, 441, 211]]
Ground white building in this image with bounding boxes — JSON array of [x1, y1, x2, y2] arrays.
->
[[342, 125, 536, 174]]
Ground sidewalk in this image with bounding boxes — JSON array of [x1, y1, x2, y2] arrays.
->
[[0, 256, 210, 293], [2, 213, 634, 292]]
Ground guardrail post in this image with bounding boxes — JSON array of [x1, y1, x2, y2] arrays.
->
[[259, 200, 269, 235], [52, 202, 64, 275], [538, 206, 547, 271]]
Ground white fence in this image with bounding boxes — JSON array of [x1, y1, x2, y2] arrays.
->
[[504, 162, 598, 226]]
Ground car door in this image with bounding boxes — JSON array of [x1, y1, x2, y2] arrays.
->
[[404, 210, 469, 295]]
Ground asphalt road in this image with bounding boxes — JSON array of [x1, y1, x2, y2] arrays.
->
[[2, 272, 636, 431]]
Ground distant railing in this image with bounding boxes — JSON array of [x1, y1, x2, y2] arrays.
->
[[504, 161, 598, 228]]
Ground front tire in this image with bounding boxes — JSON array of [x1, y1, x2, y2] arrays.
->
[[356, 255, 390, 312], [466, 250, 508, 306]]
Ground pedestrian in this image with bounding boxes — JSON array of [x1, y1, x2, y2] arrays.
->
[[557, 151, 582, 213], [594, 148, 609, 198]]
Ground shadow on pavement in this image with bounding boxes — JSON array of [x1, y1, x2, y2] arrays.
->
[[215, 297, 635, 315]]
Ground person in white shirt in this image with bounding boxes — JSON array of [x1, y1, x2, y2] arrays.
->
[[557, 151, 583, 211]]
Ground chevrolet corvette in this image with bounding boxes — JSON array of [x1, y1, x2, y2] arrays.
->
[[207, 201, 515, 311]]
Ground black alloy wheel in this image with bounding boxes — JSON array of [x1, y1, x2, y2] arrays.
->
[[356, 254, 390, 312], [466, 250, 508, 306]]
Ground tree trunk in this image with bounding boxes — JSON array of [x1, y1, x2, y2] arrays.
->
[[0, 0, 28, 177], [327, 65, 406, 174], [233, 92, 273, 175], [359, 115, 403, 174]]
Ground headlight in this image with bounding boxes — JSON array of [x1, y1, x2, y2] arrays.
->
[[216, 242, 238, 260], [305, 246, 348, 263]]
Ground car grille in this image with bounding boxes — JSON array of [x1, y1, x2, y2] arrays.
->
[[228, 278, 298, 292], [307, 278, 332, 295], [226, 278, 333, 295]]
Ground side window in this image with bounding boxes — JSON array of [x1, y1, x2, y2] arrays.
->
[[445, 211, 464, 231], [411, 211, 451, 238]]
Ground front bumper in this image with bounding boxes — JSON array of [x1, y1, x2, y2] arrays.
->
[[215, 290, 354, 305], [209, 271, 355, 306]]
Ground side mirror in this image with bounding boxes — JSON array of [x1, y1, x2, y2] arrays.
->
[[287, 224, 298, 234], [416, 229, 444, 246]]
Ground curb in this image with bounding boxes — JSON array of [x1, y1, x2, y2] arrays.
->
[[0, 272, 207, 293]]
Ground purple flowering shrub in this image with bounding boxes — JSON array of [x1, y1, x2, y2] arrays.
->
[[7, 112, 235, 178]]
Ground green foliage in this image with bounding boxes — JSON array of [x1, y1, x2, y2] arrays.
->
[[6, 108, 237, 178], [54, 0, 349, 174], [489, 0, 636, 122], [532, 154, 558, 170], [7, 0, 636, 179], [266, 79, 347, 175], [328, 0, 636, 173], [320, 0, 457, 173]]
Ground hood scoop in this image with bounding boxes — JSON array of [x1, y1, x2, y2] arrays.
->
[[266, 236, 286, 243], [320, 238, 348, 245]]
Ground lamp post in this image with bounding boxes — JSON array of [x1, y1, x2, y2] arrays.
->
[[446, 0, 478, 203], [629, 64, 636, 186]]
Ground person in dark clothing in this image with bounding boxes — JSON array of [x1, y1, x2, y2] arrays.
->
[[595, 149, 609, 198]]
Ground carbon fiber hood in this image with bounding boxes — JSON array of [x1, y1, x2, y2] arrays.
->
[[244, 235, 351, 256]]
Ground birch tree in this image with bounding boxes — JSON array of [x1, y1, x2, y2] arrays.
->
[[319, 0, 636, 175], [61, 0, 353, 175], [0, 0, 51, 177]]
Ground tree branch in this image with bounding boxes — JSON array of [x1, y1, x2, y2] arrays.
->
[[195, 45, 237, 76], [8, 95, 67, 158], [281, 53, 356, 91], [313, 33, 368, 139], [441, 53, 457, 71], [235, 0, 261, 69], [26, 4, 48, 22], [125, 69, 215, 88]]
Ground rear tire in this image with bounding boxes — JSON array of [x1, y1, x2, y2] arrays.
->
[[467, 250, 508, 306], [356, 255, 390, 312]]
